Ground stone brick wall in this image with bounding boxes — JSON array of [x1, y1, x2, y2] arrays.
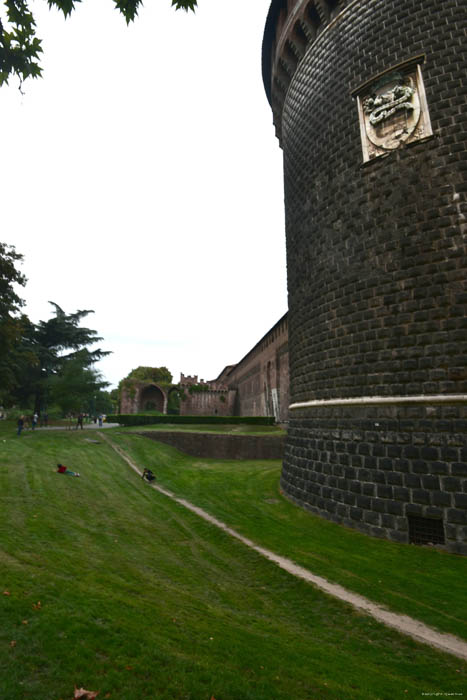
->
[[223, 313, 289, 423], [139, 431, 285, 460], [179, 388, 236, 417], [284, 403, 467, 554], [263, 0, 467, 551], [120, 382, 167, 414], [180, 313, 289, 422], [119, 315, 290, 422]]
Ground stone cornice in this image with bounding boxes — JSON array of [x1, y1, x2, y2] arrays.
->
[[262, 0, 356, 144]]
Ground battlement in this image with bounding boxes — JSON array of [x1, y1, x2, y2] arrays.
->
[[179, 373, 199, 386], [203, 384, 229, 393], [179, 374, 229, 393], [263, 0, 351, 143]]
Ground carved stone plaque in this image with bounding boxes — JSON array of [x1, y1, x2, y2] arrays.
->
[[354, 61, 433, 163]]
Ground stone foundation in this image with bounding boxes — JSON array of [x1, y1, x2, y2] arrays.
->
[[139, 431, 285, 461], [283, 403, 467, 554]]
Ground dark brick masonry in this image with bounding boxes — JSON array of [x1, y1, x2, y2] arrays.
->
[[263, 0, 467, 552], [139, 431, 285, 461], [284, 403, 467, 554]]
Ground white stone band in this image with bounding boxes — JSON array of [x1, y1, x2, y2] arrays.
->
[[289, 395, 467, 410]]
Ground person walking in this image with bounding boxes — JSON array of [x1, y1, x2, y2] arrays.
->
[[17, 416, 24, 436], [76, 413, 84, 430], [32, 412, 38, 430]]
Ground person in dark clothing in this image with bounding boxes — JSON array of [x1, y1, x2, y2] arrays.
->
[[17, 416, 24, 436], [142, 468, 156, 483], [76, 413, 84, 430]]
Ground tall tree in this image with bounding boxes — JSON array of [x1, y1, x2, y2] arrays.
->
[[0, 242, 34, 405], [47, 350, 109, 415], [0, 0, 197, 87], [25, 302, 111, 413], [0, 241, 25, 317]]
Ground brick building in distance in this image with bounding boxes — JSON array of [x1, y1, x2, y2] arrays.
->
[[263, 0, 467, 552], [179, 313, 289, 423], [120, 313, 289, 424]]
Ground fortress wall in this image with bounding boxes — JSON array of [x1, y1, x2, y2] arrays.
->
[[139, 431, 285, 460], [120, 390, 139, 414], [120, 382, 167, 414], [226, 314, 289, 422], [120, 316, 290, 421], [178, 314, 289, 421], [179, 389, 234, 417], [264, 0, 467, 552]]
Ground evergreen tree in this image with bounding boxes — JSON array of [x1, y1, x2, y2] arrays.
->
[[0, 243, 111, 413], [47, 350, 109, 416], [16, 302, 111, 414]]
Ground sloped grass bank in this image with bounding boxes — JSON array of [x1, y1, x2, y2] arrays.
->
[[0, 426, 465, 699], [110, 430, 467, 641]]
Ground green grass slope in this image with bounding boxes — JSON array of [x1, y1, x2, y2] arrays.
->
[[110, 430, 467, 641], [0, 425, 465, 699]]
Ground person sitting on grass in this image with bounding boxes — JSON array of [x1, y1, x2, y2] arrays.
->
[[142, 468, 156, 483], [56, 463, 80, 477]]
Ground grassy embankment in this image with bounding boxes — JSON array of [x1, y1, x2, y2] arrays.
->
[[110, 427, 467, 639], [0, 422, 465, 700]]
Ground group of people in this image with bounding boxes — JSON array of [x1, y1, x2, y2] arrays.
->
[[17, 412, 46, 435], [16, 411, 105, 435]]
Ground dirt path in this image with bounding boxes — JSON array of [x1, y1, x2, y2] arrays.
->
[[101, 433, 467, 662]]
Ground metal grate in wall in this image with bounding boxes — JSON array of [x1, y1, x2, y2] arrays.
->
[[408, 515, 445, 546]]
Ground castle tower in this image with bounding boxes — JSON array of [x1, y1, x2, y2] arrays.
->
[[263, 0, 467, 552]]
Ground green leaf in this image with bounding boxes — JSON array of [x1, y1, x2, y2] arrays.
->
[[1, 0, 199, 89]]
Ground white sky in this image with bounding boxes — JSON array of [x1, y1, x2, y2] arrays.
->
[[1, 0, 286, 389]]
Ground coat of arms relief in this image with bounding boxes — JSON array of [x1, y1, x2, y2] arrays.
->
[[354, 60, 433, 163]]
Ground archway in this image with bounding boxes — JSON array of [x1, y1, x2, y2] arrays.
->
[[139, 384, 166, 413]]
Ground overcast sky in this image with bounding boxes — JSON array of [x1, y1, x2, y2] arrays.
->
[[1, 0, 286, 389]]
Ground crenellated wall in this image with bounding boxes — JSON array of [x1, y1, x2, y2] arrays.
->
[[119, 316, 289, 422], [180, 313, 289, 422]]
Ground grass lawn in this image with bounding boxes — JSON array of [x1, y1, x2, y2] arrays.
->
[[109, 429, 467, 641], [0, 423, 466, 699]]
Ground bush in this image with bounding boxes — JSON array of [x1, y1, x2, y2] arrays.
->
[[107, 415, 276, 427]]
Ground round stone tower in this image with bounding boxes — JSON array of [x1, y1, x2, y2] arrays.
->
[[263, 0, 467, 553]]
